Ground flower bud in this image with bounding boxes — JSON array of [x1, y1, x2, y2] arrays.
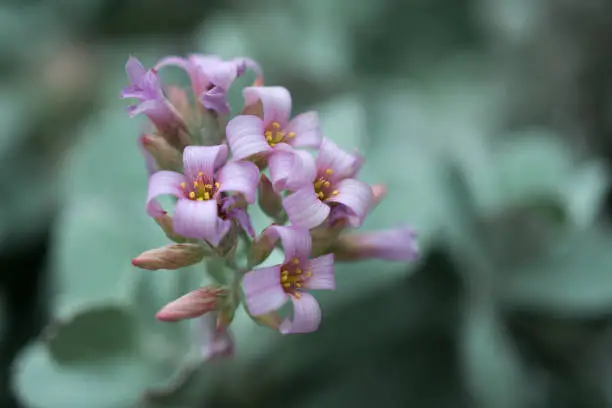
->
[[370, 184, 387, 212], [258, 174, 283, 219], [247, 231, 275, 268], [156, 285, 227, 322], [132, 243, 210, 270], [140, 134, 182, 172]]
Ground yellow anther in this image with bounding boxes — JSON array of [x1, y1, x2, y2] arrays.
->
[[288, 132, 296, 138], [296, 283, 302, 288], [294, 292, 301, 299], [215, 182, 220, 188], [193, 181, 199, 187], [306, 271, 312, 277], [281, 275, 288, 282], [189, 192, 195, 199], [332, 190, 338, 196], [198, 172, 203, 177], [281, 269, 289, 275], [180, 182, 186, 189], [325, 169, 333, 175], [324, 181, 330, 188], [203, 192, 210, 200], [204, 184, 212, 189], [283, 282, 291, 288], [296, 268, 302, 274], [272, 122, 281, 129], [197, 197, 204, 201], [292, 258, 300, 265]]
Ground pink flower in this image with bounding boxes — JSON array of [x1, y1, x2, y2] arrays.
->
[[333, 227, 419, 262], [155, 54, 262, 114], [121, 57, 186, 143], [226, 86, 322, 161], [242, 226, 334, 334], [275, 138, 373, 230], [193, 312, 234, 360], [146, 145, 259, 246]]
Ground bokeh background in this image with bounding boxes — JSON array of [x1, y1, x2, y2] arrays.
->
[[2, 0, 612, 407]]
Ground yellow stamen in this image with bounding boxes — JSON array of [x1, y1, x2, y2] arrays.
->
[[296, 268, 302, 274], [332, 190, 338, 195], [288, 132, 296, 138], [198, 172, 203, 177], [296, 283, 302, 288], [203, 192, 210, 200], [292, 258, 299, 265], [325, 169, 333, 175], [180, 182, 186, 189], [283, 282, 291, 288], [272, 122, 281, 129], [294, 292, 301, 299], [215, 182, 220, 188], [324, 181, 330, 188], [189, 192, 195, 199], [197, 197, 204, 201], [193, 181, 199, 187]]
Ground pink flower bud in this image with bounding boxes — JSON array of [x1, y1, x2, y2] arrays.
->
[[132, 243, 210, 271], [332, 227, 419, 262], [258, 174, 283, 219], [156, 286, 227, 322]]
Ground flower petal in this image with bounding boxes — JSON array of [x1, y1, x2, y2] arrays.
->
[[138, 135, 157, 176], [146, 171, 184, 217], [336, 227, 419, 262], [283, 188, 330, 230], [326, 178, 373, 228], [199, 86, 230, 114], [217, 160, 259, 203], [233, 57, 264, 86], [154, 56, 192, 71], [126, 56, 147, 84], [173, 199, 230, 246], [193, 312, 234, 360], [243, 86, 291, 125], [286, 111, 322, 148], [265, 225, 312, 263], [306, 253, 335, 290], [228, 207, 255, 237], [279, 293, 321, 334], [242, 265, 288, 316], [316, 138, 363, 181], [226, 115, 270, 161], [268, 148, 316, 192], [182, 145, 228, 181]]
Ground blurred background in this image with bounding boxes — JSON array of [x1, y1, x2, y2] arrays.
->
[[2, 0, 612, 407]]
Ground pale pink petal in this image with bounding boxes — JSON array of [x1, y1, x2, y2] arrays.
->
[[306, 253, 335, 290], [217, 161, 259, 203], [194, 312, 234, 360], [286, 111, 322, 148], [283, 188, 330, 230], [268, 148, 316, 192], [243, 86, 292, 125], [126, 56, 147, 84], [316, 138, 363, 181], [173, 199, 230, 246], [279, 293, 321, 334], [232, 57, 264, 86], [326, 178, 373, 228], [243, 265, 288, 316], [182, 145, 228, 181], [146, 171, 184, 217], [226, 115, 270, 161], [340, 227, 419, 262], [265, 225, 312, 263]]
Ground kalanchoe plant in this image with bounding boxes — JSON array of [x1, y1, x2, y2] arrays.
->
[[122, 53, 420, 361]]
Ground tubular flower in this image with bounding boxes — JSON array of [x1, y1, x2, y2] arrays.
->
[[226, 86, 322, 161], [155, 55, 263, 115], [121, 57, 187, 148], [242, 226, 334, 334], [331, 227, 420, 262], [146, 145, 259, 246], [278, 138, 373, 229]]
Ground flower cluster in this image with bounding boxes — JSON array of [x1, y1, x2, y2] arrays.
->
[[122, 53, 419, 360]]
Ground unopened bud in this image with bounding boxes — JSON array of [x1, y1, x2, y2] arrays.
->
[[331, 227, 419, 262], [370, 184, 387, 212], [152, 212, 187, 243], [140, 134, 182, 172], [156, 285, 227, 322], [310, 221, 346, 258], [132, 243, 209, 270], [258, 174, 283, 219], [247, 232, 275, 268]]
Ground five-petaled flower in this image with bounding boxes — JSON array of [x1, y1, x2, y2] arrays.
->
[[121, 57, 187, 147], [242, 226, 335, 334], [146, 144, 259, 246], [276, 138, 373, 230], [226, 86, 323, 161], [155, 54, 262, 115]]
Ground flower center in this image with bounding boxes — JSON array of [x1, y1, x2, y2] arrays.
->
[[264, 121, 295, 147], [314, 168, 338, 201], [180, 172, 220, 201], [280, 257, 312, 298]]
